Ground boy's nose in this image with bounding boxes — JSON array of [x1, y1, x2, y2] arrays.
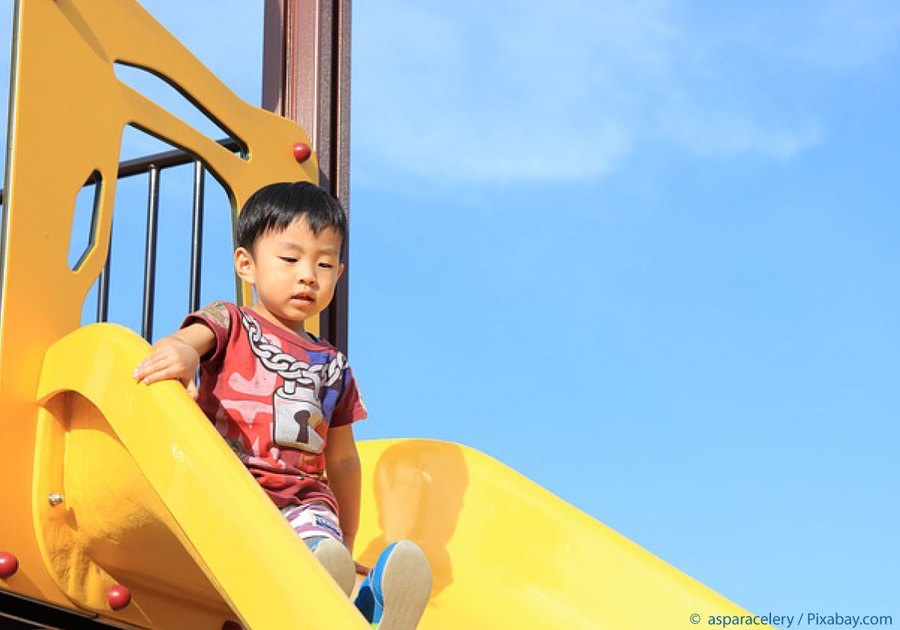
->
[[297, 263, 316, 285]]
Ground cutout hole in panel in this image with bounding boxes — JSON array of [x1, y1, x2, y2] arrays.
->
[[149, 160, 237, 342], [105, 125, 186, 336], [197, 166, 238, 306], [68, 171, 103, 272], [80, 125, 237, 340], [114, 62, 248, 161]]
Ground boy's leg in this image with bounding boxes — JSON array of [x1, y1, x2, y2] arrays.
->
[[281, 503, 355, 596], [354, 541, 431, 630]]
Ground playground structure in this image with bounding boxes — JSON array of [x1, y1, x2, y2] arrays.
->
[[0, 1, 757, 628]]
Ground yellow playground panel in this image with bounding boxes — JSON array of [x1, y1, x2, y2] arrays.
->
[[0, 1, 756, 628]]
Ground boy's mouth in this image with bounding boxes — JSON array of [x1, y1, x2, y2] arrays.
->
[[291, 292, 315, 304]]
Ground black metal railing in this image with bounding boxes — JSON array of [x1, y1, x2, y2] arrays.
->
[[190, 160, 205, 314], [140, 164, 160, 339], [0, 137, 239, 341]]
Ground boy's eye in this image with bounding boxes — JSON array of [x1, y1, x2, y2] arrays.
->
[[318, 262, 334, 269], [279, 257, 297, 263]]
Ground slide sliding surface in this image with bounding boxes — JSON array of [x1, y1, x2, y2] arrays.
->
[[355, 439, 753, 630], [23, 324, 367, 629], [2, 323, 753, 628]]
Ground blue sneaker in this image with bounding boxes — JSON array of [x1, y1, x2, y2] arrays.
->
[[354, 541, 432, 630]]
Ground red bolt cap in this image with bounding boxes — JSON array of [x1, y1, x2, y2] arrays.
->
[[107, 584, 131, 610], [0, 552, 18, 579], [292, 142, 312, 164]]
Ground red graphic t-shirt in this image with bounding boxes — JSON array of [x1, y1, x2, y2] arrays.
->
[[181, 301, 367, 513]]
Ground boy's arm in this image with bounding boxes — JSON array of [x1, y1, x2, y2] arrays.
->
[[324, 424, 361, 555], [132, 323, 216, 398]]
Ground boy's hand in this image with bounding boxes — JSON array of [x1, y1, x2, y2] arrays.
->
[[133, 336, 201, 400]]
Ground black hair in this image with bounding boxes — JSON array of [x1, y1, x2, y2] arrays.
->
[[236, 181, 346, 254]]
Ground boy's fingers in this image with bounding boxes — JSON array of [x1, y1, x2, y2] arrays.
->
[[140, 366, 181, 385], [134, 353, 177, 378], [143, 350, 173, 366], [134, 354, 165, 377]]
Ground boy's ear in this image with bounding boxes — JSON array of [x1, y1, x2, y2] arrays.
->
[[337, 263, 345, 280], [234, 247, 255, 284]]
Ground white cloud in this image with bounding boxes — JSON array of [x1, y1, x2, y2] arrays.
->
[[353, 0, 900, 185], [661, 113, 824, 162], [354, 0, 670, 183]]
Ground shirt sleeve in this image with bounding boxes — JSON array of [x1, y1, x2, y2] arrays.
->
[[179, 301, 233, 367], [330, 365, 368, 427]]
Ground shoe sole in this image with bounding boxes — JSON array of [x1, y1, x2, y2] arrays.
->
[[377, 541, 432, 630], [312, 538, 356, 596]]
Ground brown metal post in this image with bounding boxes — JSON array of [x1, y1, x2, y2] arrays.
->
[[263, 0, 351, 353]]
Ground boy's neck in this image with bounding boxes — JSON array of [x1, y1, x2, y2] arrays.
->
[[250, 303, 313, 341]]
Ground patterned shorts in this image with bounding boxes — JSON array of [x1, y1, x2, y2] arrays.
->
[[280, 502, 343, 548]]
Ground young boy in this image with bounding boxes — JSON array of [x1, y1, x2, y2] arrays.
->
[[132, 182, 431, 629]]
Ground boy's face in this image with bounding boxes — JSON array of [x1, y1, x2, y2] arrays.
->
[[234, 217, 345, 333]]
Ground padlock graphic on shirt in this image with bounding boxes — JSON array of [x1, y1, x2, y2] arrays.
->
[[272, 380, 325, 453]]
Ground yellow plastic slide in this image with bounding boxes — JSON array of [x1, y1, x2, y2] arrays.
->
[[0, 322, 754, 628], [0, 6, 758, 624]]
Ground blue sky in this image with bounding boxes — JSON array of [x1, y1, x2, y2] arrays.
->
[[2, 0, 899, 623]]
